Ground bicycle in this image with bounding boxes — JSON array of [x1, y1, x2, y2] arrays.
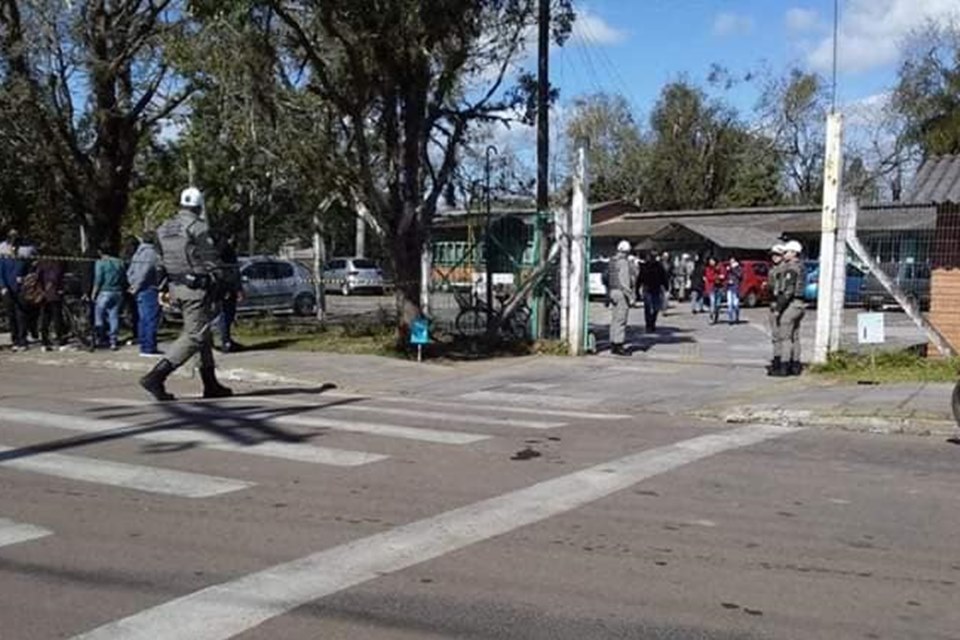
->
[[62, 294, 95, 349], [455, 285, 530, 341]]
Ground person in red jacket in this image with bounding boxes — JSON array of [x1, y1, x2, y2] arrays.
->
[[703, 256, 727, 317]]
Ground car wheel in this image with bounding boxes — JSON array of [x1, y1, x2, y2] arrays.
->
[[340, 282, 351, 296], [294, 293, 316, 316], [744, 290, 758, 308]]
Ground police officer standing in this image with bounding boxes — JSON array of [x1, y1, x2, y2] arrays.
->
[[606, 240, 636, 356], [772, 240, 806, 377], [140, 187, 233, 401], [766, 243, 785, 376]]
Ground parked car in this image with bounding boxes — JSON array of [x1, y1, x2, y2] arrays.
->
[[163, 256, 317, 319], [589, 258, 609, 298], [737, 260, 771, 308], [803, 260, 865, 306], [860, 261, 931, 311], [322, 257, 386, 295]]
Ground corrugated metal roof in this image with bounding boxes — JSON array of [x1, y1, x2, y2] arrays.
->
[[676, 222, 782, 250], [593, 203, 936, 238], [908, 155, 960, 204]]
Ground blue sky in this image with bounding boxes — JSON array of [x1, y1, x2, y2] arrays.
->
[[550, 0, 959, 121]]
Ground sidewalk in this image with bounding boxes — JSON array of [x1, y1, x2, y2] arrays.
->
[[3, 326, 956, 437]]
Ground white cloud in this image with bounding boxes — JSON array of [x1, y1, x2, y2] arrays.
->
[[786, 8, 821, 33], [712, 12, 755, 38], [569, 9, 628, 46], [807, 0, 960, 74]]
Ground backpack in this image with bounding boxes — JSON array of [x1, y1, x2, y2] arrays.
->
[[20, 270, 45, 305]]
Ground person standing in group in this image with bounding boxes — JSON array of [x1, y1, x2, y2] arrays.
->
[[121, 235, 141, 347], [659, 251, 673, 316], [216, 234, 243, 353], [126, 231, 164, 357], [140, 187, 233, 401], [0, 230, 27, 350], [725, 256, 744, 325], [772, 240, 807, 376], [638, 250, 669, 333], [766, 244, 786, 375], [91, 244, 127, 350], [35, 248, 67, 351], [689, 254, 705, 314], [606, 240, 636, 357], [704, 256, 726, 319]]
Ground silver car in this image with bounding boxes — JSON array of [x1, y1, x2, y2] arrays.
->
[[238, 257, 317, 316], [323, 257, 386, 295]]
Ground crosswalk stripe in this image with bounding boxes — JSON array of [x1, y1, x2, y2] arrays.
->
[[0, 517, 52, 548], [81, 398, 493, 444], [356, 394, 630, 421], [458, 390, 602, 410], [0, 407, 386, 468], [238, 397, 565, 431], [68, 425, 800, 640], [0, 445, 252, 498]]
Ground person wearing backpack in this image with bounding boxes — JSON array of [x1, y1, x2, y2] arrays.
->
[[35, 248, 67, 351], [126, 231, 163, 356]]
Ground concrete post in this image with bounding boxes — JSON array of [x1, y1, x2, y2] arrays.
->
[[420, 240, 432, 317], [569, 146, 588, 356], [558, 204, 571, 342], [355, 214, 366, 258], [814, 113, 844, 364]]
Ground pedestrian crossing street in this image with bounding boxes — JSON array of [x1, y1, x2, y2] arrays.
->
[[0, 387, 630, 549]]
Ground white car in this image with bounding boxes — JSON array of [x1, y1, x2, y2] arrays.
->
[[589, 259, 609, 298]]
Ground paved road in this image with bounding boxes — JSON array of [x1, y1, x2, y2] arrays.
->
[[1, 362, 958, 639]]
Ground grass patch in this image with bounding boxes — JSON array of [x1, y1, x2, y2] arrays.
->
[[233, 318, 399, 356], [810, 349, 960, 383]]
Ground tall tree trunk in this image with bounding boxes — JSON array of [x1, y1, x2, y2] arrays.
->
[[391, 221, 423, 344]]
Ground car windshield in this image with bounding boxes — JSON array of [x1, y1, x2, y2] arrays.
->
[[353, 259, 378, 270]]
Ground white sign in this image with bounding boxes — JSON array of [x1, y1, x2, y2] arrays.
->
[[857, 313, 885, 344]]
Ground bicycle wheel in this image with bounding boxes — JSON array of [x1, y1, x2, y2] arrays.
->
[[64, 298, 93, 348], [503, 308, 530, 342], [455, 307, 488, 337]]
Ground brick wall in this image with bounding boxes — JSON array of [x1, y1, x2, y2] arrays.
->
[[929, 268, 960, 356]]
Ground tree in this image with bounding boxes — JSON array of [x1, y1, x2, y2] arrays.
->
[[0, 0, 193, 251], [757, 68, 829, 204], [564, 93, 647, 202], [894, 21, 960, 157], [248, 0, 575, 333]]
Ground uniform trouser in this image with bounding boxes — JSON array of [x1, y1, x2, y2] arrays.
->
[[167, 285, 216, 369], [40, 299, 65, 347], [609, 289, 630, 346], [768, 308, 782, 359], [777, 301, 805, 362]]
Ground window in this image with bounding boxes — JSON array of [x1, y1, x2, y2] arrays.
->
[[352, 259, 378, 270], [242, 263, 271, 280], [326, 260, 346, 271], [271, 262, 295, 279], [752, 263, 769, 277]]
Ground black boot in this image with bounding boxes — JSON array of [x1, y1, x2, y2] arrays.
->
[[788, 360, 803, 376], [200, 366, 233, 399], [140, 359, 176, 401], [770, 359, 789, 378], [766, 357, 782, 377]]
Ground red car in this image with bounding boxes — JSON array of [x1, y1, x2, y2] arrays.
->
[[737, 260, 772, 308]]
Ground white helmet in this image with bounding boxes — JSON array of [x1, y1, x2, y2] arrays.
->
[[617, 240, 631, 253], [783, 240, 803, 254], [771, 243, 785, 255], [179, 187, 204, 210]]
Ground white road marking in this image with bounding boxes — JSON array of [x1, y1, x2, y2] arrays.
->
[[458, 390, 601, 410], [81, 398, 495, 444], [70, 424, 800, 640], [368, 394, 629, 421], [0, 517, 52, 547], [0, 407, 386, 467], [505, 382, 559, 391], [0, 445, 252, 498], [244, 397, 565, 431]]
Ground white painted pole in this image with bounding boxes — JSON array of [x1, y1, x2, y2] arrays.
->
[[569, 146, 588, 356], [828, 197, 853, 351], [420, 240, 432, 317], [814, 113, 844, 364], [558, 204, 571, 342]]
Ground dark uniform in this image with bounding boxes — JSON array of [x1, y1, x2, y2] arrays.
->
[[766, 249, 785, 374], [775, 259, 806, 376], [606, 248, 635, 355], [140, 195, 232, 401]]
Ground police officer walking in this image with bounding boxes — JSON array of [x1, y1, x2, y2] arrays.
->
[[766, 243, 785, 376], [607, 240, 636, 356], [140, 187, 233, 401], [772, 240, 806, 377]]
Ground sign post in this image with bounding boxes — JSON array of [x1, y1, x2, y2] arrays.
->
[[410, 316, 430, 363]]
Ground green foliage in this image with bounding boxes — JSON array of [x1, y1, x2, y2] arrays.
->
[[894, 22, 960, 156]]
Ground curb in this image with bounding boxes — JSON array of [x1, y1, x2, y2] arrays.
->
[[698, 406, 958, 437]]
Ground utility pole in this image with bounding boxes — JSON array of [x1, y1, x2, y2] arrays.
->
[[535, 0, 550, 339], [568, 144, 588, 355]]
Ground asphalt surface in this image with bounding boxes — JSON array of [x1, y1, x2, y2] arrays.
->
[[1, 361, 959, 639]]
